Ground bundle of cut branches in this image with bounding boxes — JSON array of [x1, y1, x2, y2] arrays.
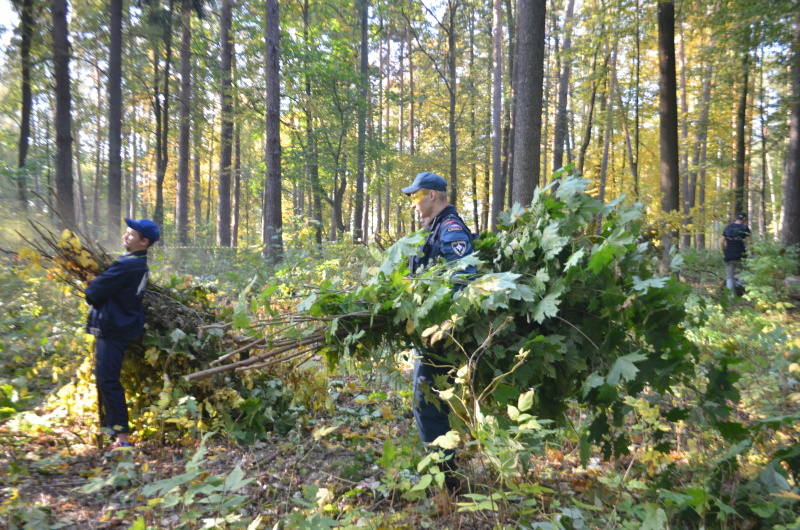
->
[[182, 176, 699, 458]]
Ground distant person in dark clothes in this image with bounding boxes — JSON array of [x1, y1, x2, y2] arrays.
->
[[721, 212, 751, 292], [85, 218, 159, 450], [403, 171, 475, 493]]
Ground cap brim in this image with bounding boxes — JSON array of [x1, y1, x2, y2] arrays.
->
[[401, 185, 420, 195]]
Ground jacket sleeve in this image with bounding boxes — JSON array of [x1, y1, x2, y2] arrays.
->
[[438, 219, 473, 263], [84, 261, 127, 305]]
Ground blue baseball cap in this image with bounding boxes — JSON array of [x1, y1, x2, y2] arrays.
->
[[401, 171, 447, 195], [125, 217, 160, 243]]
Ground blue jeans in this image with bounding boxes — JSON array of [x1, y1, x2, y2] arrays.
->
[[412, 352, 455, 460], [95, 338, 131, 437]]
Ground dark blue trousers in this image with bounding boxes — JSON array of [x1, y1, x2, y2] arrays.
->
[[412, 352, 455, 460], [95, 338, 131, 437]]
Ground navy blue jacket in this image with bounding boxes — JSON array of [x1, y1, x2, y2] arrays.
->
[[410, 205, 476, 281], [85, 251, 149, 341], [722, 223, 751, 261]]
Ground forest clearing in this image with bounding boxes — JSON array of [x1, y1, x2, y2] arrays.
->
[[2, 0, 800, 527]]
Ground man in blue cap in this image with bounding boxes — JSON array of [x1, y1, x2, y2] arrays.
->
[[85, 217, 159, 451], [403, 171, 475, 493]]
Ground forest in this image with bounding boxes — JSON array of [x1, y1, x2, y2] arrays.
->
[[1, 0, 800, 527]]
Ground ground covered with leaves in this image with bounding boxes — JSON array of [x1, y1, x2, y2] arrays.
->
[[2, 198, 800, 528]]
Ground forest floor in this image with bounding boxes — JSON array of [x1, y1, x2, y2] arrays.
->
[[2, 367, 628, 529]]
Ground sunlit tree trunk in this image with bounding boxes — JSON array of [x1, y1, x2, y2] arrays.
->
[[51, 0, 75, 226], [354, 0, 368, 242], [691, 59, 713, 250], [490, 0, 503, 230], [552, 0, 575, 174]]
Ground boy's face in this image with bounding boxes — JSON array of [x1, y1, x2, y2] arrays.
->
[[123, 227, 149, 252]]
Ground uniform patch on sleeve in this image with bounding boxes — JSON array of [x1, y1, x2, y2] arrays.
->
[[447, 224, 463, 232], [451, 241, 467, 256]]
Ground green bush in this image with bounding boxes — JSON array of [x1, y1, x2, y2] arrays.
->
[[741, 240, 800, 312]]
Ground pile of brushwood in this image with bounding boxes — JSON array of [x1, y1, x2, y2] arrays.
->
[[194, 176, 700, 458], [15, 224, 298, 443]]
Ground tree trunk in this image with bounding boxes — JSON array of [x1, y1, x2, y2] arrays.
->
[[217, 0, 233, 246], [679, 22, 691, 249], [511, 0, 546, 207], [176, 0, 192, 245], [658, 1, 680, 271], [447, 0, 459, 206], [354, 0, 368, 243], [130, 106, 138, 218], [577, 48, 604, 177], [17, 0, 34, 212], [233, 127, 241, 246], [599, 46, 616, 208], [552, 0, 575, 173], [783, 11, 800, 249], [734, 51, 750, 216], [490, 0, 503, 230], [690, 58, 713, 249], [51, 0, 75, 226], [262, 0, 283, 260], [152, 0, 174, 230], [107, 0, 123, 241]]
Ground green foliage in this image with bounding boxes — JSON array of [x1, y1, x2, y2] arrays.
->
[[309, 177, 699, 459], [741, 240, 800, 312]]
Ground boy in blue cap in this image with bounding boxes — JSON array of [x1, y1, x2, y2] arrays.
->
[[85, 217, 159, 450], [403, 171, 475, 493]]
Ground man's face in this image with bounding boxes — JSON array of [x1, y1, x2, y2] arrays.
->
[[123, 227, 149, 253], [409, 189, 434, 220]]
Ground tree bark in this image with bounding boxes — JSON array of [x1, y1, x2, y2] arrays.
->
[[176, 0, 192, 245], [17, 0, 34, 212], [107, 0, 123, 241], [734, 51, 750, 216], [490, 0, 503, 230], [51, 0, 75, 226], [511, 0, 546, 207], [217, 0, 233, 246], [354, 0, 368, 242], [658, 1, 680, 271], [783, 11, 800, 249], [152, 0, 174, 230], [262, 0, 283, 260], [552, 0, 575, 173]]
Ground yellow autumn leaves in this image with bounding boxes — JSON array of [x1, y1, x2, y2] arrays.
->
[[17, 229, 99, 283]]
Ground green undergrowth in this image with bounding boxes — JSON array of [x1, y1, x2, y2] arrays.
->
[[2, 207, 800, 527]]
